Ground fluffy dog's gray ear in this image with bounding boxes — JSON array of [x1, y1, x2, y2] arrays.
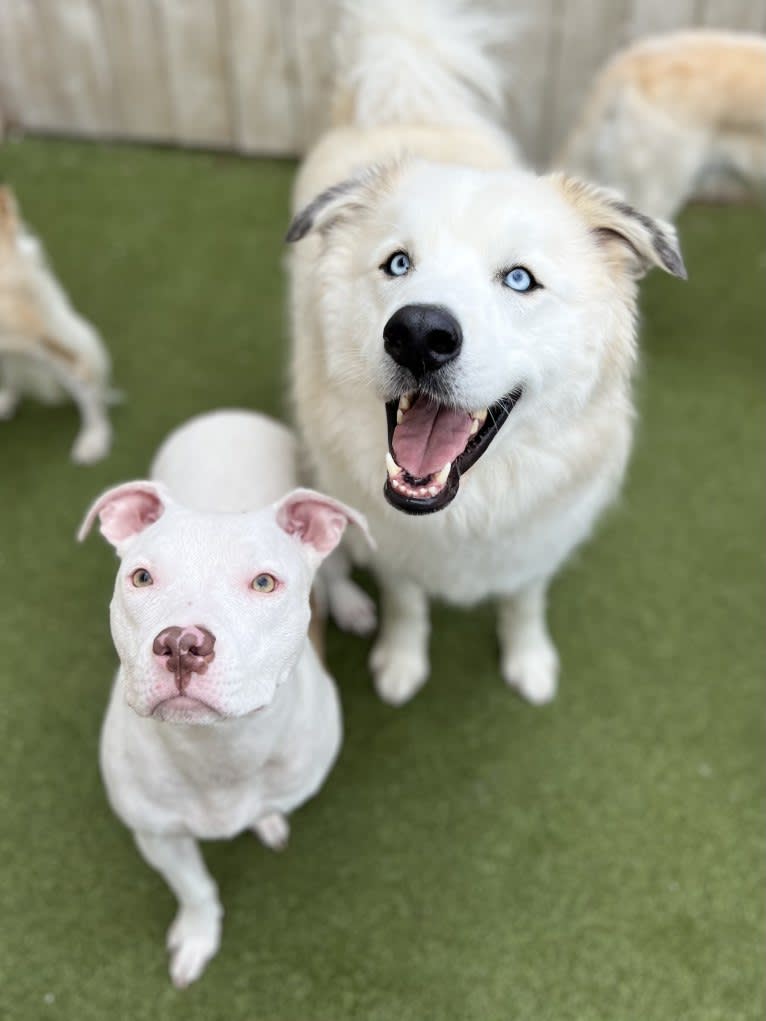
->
[[286, 177, 364, 242], [286, 162, 401, 243], [552, 173, 687, 280]]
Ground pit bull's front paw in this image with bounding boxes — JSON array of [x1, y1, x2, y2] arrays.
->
[[71, 421, 111, 465], [502, 638, 559, 706], [166, 900, 222, 988], [370, 640, 429, 706], [328, 578, 378, 636], [253, 811, 290, 851]]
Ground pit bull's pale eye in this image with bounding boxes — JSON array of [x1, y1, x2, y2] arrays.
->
[[251, 572, 277, 593], [502, 266, 537, 292], [381, 250, 411, 277], [131, 568, 153, 588]]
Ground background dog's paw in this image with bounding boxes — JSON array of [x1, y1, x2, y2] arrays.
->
[[502, 640, 559, 706], [0, 390, 19, 420], [166, 900, 222, 988], [253, 811, 290, 851], [370, 642, 429, 706], [71, 423, 111, 465], [328, 579, 378, 636]]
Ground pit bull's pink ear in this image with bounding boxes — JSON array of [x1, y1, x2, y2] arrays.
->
[[275, 488, 374, 565], [77, 481, 170, 550]]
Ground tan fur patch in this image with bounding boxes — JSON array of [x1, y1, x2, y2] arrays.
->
[[604, 31, 766, 134], [0, 186, 19, 243], [308, 592, 326, 662]]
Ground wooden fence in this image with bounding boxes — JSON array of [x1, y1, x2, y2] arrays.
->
[[0, 0, 764, 167]]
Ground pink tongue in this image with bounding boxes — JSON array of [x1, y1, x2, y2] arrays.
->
[[392, 396, 474, 478]]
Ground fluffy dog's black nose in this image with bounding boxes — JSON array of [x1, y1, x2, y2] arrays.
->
[[383, 304, 462, 379]]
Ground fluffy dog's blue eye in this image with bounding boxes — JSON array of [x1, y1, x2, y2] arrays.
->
[[382, 251, 411, 277], [503, 266, 536, 292]]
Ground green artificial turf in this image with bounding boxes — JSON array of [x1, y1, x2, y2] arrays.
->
[[0, 139, 763, 1021]]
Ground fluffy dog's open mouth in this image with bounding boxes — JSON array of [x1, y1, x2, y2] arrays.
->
[[383, 386, 523, 514]]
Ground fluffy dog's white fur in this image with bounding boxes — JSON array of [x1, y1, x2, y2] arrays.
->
[[287, 0, 686, 706], [558, 29, 766, 220], [0, 186, 113, 463]]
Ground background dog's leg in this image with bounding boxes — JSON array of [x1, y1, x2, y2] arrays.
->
[[498, 579, 559, 706], [321, 546, 378, 636], [370, 575, 429, 706], [0, 385, 20, 420], [133, 831, 223, 988], [0, 354, 21, 418], [45, 355, 112, 464]]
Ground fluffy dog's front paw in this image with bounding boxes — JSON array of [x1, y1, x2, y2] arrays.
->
[[166, 900, 222, 988], [370, 641, 429, 706], [502, 638, 559, 705], [328, 578, 378, 636], [71, 422, 111, 465], [253, 812, 290, 851]]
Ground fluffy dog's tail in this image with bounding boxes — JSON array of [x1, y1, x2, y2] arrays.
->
[[331, 0, 507, 130]]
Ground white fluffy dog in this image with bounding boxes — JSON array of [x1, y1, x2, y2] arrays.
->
[[287, 0, 686, 707], [558, 29, 766, 220], [0, 186, 113, 463]]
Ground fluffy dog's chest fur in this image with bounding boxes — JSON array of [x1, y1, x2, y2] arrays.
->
[[305, 383, 633, 603]]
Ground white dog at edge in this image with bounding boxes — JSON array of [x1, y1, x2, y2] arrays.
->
[[79, 410, 370, 986], [287, 0, 686, 707]]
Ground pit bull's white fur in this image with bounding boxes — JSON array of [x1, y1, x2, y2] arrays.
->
[[287, 0, 686, 707], [79, 410, 370, 986]]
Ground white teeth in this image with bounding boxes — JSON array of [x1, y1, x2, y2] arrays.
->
[[386, 453, 400, 479], [435, 462, 451, 485], [470, 418, 480, 435], [396, 408, 404, 424], [473, 408, 488, 426], [428, 486, 439, 497], [399, 394, 411, 412]]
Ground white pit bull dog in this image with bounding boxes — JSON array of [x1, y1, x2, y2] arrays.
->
[[79, 410, 370, 987]]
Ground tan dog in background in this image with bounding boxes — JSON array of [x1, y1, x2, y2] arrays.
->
[[558, 29, 766, 220], [0, 186, 113, 463]]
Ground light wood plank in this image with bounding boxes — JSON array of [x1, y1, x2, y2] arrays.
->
[[288, 0, 343, 151], [223, 0, 301, 154], [33, 0, 114, 134], [94, 0, 174, 138], [0, 0, 59, 130], [155, 0, 233, 146], [697, 0, 766, 31], [482, 0, 559, 168], [547, 0, 631, 164], [0, 6, 25, 127], [623, 0, 699, 40]]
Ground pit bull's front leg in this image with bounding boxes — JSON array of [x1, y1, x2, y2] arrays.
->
[[133, 831, 223, 988]]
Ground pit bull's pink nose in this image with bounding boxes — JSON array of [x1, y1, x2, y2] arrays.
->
[[152, 626, 216, 691]]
